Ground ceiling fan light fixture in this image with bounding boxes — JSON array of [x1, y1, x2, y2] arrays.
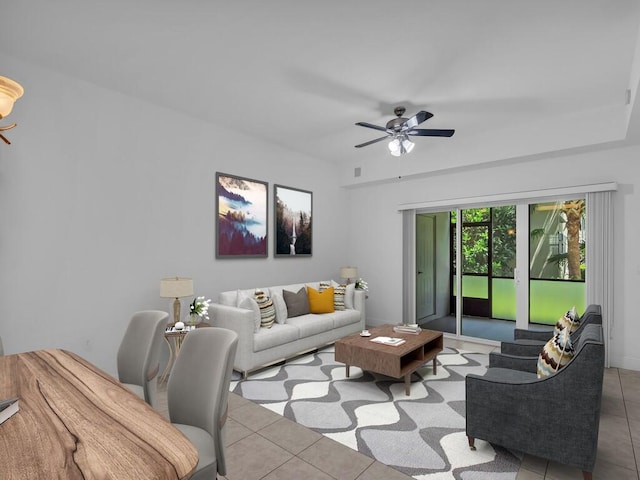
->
[[388, 134, 414, 157], [0, 76, 24, 119], [388, 137, 401, 156], [402, 137, 415, 154]]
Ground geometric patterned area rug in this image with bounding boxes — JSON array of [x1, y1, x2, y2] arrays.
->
[[230, 345, 521, 479]]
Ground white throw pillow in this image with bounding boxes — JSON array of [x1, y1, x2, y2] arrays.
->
[[238, 296, 261, 333], [236, 289, 251, 307], [272, 292, 288, 324], [218, 290, 237, 306]]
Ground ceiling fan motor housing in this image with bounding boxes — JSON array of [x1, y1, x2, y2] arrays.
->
[[386, 117, 408, 132]]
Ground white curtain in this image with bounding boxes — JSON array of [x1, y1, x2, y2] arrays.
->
[[402, 210, 416, 325], [586, 191, 614, 367]]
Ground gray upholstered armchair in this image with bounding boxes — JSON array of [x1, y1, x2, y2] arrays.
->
[[465, 324, 605, 480], [500, 304, 602, 357]]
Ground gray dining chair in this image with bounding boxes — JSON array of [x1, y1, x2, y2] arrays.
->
[[168, 327, 238, 479], [117, 310, 168, 408]]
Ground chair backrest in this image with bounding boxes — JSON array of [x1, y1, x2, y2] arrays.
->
[[117, 310, 168, 407], [168, 327, 238, 476], [572, 304, 602, 337], [551, 323, 605, 390]]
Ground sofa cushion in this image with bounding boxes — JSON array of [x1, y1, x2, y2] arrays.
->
[[286, 314, 334, 338], [269, 283, 305, 299], [238, 296, 261, 333], [253, 324, 300, 352], [255, 290, 276, 328], [537, 328, 575, 378], [283, 287, 310, 318], [327, 309, 361, 329], [272, 292, 288, 324], [308, 286, 335, 314]]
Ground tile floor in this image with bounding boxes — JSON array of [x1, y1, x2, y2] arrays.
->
[[158, 338, 640, 480]]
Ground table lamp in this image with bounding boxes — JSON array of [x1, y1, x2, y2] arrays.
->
[[339, 266, 358, 284], [160, 277, 194, 324]]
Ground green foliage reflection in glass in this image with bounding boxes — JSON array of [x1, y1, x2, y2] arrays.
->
[[492, 206, 516, 277], [529, 200, 585, 281], [452, 207, 515, 277]]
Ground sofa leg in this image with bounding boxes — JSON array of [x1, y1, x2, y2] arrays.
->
[[582, 471, 592, 480], [242, 371, 248, 380], [467, 436, 476, 451]]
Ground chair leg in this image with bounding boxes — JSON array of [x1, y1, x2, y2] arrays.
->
[[582, 471, 592, 480], [467, 436, 476, 451]]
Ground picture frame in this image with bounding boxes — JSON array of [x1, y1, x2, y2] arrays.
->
[[274, 184, 312, 257], [216, 172, 268, 258]]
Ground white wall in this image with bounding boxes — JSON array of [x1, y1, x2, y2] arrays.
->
[[3, 53, 639, 373], [347, 151, 640, 370], [0, 55, 351, 374]]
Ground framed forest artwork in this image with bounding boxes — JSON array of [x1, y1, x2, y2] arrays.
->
[[274, 184, 312, 257], [216, 172, 268, 258]]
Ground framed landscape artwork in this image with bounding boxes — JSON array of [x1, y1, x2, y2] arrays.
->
[[216, 172, 268, 258], [274, 184, 312, 257]]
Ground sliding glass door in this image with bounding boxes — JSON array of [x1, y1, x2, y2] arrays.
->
[[415, 198, 585, 342]]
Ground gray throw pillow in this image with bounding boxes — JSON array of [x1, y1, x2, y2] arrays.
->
[[283, 287, 310, 318]]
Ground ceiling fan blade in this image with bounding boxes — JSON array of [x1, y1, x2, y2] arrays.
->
[[404, 111, 433, 129], [354, 135, 391, 148], [408, 128, 455, 137], [355, 122, 388, 133]]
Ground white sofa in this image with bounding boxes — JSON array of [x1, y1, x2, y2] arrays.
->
[[210, 281, 366, 378]]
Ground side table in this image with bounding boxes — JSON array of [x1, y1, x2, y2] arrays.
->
[[160, 322, 210, 383]]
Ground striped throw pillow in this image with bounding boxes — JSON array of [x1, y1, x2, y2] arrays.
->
[[537, 328, 575, 378], [320, 281, 346, 311], [254, 290, 276, 329], [553, 306, 579, 336]]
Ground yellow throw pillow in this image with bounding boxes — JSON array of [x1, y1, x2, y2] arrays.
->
[[308, 286, 335, 314]]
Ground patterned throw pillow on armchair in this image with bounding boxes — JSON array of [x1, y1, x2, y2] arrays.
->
[[537, 328, 575, 378]]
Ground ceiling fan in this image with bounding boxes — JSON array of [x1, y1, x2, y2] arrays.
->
[[354, 106, 454, 156]]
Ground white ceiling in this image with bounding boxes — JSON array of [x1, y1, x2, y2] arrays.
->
[[2, 0, 640, 180]]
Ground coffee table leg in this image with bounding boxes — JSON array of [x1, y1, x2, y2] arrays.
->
[[433, 356, 437, 375], [405, 374, 411, 396], [346, 365, 350, 378]]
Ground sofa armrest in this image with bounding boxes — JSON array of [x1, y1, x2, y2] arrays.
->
[[209, 304, 255, 353], [513, 328, 553, 341], [489, 352, 538, 373]]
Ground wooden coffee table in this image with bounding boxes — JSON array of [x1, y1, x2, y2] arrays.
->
[[335, 324, 443, 395]]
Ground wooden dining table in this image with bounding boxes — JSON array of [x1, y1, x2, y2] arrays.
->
[[0, 349, 198, 479]]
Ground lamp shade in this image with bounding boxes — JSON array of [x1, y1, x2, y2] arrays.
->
[[160, 277, 194, 298], [339, 266, 358, 280], [0, 76, 24, 118]]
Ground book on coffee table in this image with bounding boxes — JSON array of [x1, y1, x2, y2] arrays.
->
[[370, 336, 406, 346], [393, 325, 422, 334]]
